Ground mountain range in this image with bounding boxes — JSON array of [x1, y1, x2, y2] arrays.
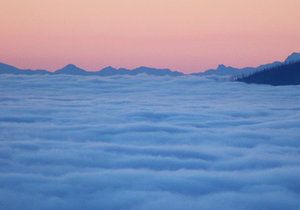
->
[[192, 52, 300, 77], [0, 63, 183, 77], [237, 61, 300, 86], [0, 52, 299, 76]]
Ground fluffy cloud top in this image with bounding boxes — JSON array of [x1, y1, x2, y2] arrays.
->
[[0, 75, 300, 210]]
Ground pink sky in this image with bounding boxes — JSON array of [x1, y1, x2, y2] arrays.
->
[[1, 0, 300, 73]]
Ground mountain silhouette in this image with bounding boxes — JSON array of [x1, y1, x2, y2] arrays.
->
[[95, 66, 132, 76], [58, 65, 184, 76], [131, 66, 183, 76], [192, 53, 299, 77], [236, 61, 300, 86], [0, 62, 183, 76], [1, 52, 299, 77], [284, 52, 300, 63], [192, 62, 282, 77], [0, 63, 49, 75], [54, 64, 91, 75], [192, 64, 256, 76], [0, 63, 21, 74]]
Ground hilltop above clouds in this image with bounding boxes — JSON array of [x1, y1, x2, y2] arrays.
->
[[1, 52, 299, 77]]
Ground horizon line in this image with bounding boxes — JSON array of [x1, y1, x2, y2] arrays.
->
[[0, 51, 298, 74]]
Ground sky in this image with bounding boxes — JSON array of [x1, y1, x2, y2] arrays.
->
[[1, 0, 300, 73]]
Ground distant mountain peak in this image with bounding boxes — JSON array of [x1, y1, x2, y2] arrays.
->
[[55, 64, 88, 75], [134, 66, 158, 70], [60, 64, 83, 70], [133, 66, 183, 76], [101, 66, 117, 71], [288, 52, 300, 57], [217, 64, 227, 70], [0, 62, 21, 74], [285, 52, 300, 63], [0, 62, 18, 68], [64, 64, 77, 68]]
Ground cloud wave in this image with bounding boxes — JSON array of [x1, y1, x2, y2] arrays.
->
[[0, 74, 300, 210]]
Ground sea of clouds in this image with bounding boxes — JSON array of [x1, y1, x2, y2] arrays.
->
[[0, 74, 300, 210]]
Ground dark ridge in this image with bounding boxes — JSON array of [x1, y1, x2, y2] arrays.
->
[[236, 61, 300, 86]]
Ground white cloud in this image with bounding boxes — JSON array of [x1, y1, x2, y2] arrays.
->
[[0, 74, 300, 209]]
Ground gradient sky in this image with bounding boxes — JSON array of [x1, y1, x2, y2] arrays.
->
[[1, 0, 300, 73]]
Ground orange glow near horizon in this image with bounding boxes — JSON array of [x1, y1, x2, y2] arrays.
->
[[1, 0, 300, 72]]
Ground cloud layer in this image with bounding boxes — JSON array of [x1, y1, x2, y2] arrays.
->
[[0, 75, 300, 210]]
